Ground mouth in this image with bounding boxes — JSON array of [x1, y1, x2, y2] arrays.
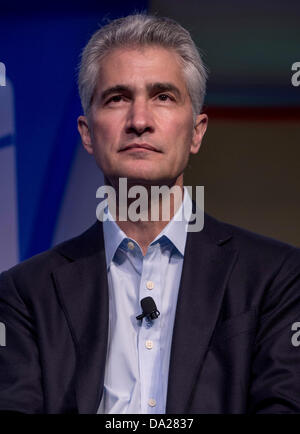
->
[[119, 143, 161, 153]]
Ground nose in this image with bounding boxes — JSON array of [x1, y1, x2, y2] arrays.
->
[[125, 98, 154, 136]]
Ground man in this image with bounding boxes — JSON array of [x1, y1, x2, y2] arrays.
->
[[1, 14, 300, 414]]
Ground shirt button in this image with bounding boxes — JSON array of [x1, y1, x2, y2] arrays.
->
[[127, 241, 135, 250], [148, 398, 156, 407], [145, 340, 153, 349], [146, 280, 154, 290]]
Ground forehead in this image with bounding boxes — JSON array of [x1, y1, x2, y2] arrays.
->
[[96, 46, 187, 91]]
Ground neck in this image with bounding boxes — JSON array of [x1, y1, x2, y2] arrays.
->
[[108, 176, 184, 255]]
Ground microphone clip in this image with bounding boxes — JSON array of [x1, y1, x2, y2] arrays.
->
[[136, 296, 160, 321], [136, 309, 160, 321]]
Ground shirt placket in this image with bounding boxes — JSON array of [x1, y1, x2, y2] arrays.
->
[[138, 243, 163, 413]]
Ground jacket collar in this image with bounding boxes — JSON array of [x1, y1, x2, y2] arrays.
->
[[166, 212, 237, 413]]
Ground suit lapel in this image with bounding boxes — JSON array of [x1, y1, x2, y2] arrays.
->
[[52, 222, 109, 413], [166, 214, 238, 413]]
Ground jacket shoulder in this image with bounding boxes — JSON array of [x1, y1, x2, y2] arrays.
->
[[0, 221, 102, 299], [203, 212, 300, 266]]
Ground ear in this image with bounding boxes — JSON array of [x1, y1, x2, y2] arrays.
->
[[77, 115, 94, 155], [190, 113, 208, 155]]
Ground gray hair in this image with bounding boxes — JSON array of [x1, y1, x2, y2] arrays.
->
[[78, 14, 207, 119]]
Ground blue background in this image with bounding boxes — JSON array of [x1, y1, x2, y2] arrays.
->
[[0, 0, 148, 261]]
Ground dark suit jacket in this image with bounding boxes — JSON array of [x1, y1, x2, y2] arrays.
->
[[1, 213, 300, 414]]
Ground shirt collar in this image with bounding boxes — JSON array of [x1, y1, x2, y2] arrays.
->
[[102, 186, 192, 268], [149, 186, 192, 256], [103, 213, 127, 269]]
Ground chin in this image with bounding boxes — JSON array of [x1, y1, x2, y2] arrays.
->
[[116, 166, 166, 183], [124, 174, 163, 184], [118, 174, 180, 189]]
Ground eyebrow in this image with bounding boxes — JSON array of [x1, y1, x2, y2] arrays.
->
[[100, 85, 131, 101], [100, 82, 183, 102], [147, 82, 182, 99]]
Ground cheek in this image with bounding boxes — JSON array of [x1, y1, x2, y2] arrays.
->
[[91, 116, 121, 155], [91, 118, 111, 143], [172, 117, 194, 152]]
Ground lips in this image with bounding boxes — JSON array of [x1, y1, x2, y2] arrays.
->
[[120, 143, 160, 152]]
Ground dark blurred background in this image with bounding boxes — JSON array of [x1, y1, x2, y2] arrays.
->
[[0, 0, 299, 271]]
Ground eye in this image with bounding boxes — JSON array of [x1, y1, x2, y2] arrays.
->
[[157, 93, 174, 102], [106, 95, 125, 104]]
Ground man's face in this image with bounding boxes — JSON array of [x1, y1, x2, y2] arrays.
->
[[78, 46, 207, 187]]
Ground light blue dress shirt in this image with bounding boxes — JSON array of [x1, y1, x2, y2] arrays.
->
[[97, 188, 192, 414]]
